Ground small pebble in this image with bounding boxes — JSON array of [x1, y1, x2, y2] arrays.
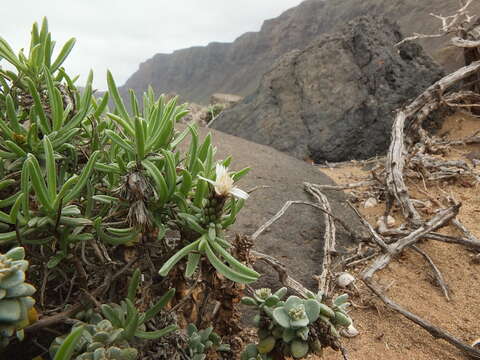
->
[[364, 198, 378, 208], [473, 338, 480, 349], [376, 215, 396, 228], [386, 215, 396, 227], [342, 324, 359, 338], [337, 272, 355, 288]]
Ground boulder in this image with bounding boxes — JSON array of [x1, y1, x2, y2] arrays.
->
[[179, 126, 366, 289], [212, 16, 444, 163], [210, 93, 243, 108], [181, 103, 209, 126]]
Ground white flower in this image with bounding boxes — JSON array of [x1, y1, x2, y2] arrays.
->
[[199, 164, 249, 199]]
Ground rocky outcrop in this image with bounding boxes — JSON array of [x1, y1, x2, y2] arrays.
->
[[211, 16, 444, 163], [210, 93, 243, 108], [119, 0, 478, 104]]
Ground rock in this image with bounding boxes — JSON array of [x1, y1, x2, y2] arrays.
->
[[177, 125, 367, 290], [364, 198, 378, 208], [472, 338, 480, 350], [386, 216, 396, 227], [181, 103, 209, 126], [336, 272, 355, 288], [118, 0, 478, 105], [342, 324, 360, 338], [377, 215, 396, 228], [212, 16, 444, 163], [210, 93, 243, 108]]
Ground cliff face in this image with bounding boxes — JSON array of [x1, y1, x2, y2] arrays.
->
[[120, 0, 329, 103], [120, 0, 478, 104], [211, 16, 444, 163]]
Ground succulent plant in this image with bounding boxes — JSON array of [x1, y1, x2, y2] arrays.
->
[[50, 320, 138, 360], [0, 247, 36, 348], [50, 270, 177, 360], [241, 288, 354, 359], [76, 346, 138, 360], [240, 343, 272, 360], [186, 323, 230, 360]]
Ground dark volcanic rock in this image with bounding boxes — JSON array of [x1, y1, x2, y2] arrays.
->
[[212, 16, 444, 163], [176, 125, 366, 290], [119, 0, 478, 104]]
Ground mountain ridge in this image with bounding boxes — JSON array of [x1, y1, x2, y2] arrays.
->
[[119, 0, 479, 104]]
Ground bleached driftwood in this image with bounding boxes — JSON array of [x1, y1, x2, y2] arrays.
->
[[386, 61, 480, 226]]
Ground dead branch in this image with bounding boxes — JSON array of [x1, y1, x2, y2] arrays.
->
[[304, 183, 336, 295], [425, 232, 480, 251], [411, 245, 450, 301], [304, 180, 377, 191], [452, 218, 480, 244], [347, 201, 391, 253], [362, 205, 459, 280], [251, 250, 311, 298], [358, 205, 480, 357], [386, 110, 423, 225], [396, 0, 476, 46], [385, 62, 480, 226], [452, 37, 480, 48], [363, 279, 480, 359], [25, 258, 137, 333], [251, 199, 357, 242], [314, 156, 385, 169]]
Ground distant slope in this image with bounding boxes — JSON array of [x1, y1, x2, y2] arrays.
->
[[120, 0, 479, 104]]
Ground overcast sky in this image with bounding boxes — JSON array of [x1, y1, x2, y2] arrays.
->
[[1, 0, 305, 90]]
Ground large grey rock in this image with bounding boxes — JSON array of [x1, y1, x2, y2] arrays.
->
[[179, 126, 366, 289], [212, 16, 444, 163]]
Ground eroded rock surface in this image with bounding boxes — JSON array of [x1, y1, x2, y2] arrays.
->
[[212, 16, 444, 162]]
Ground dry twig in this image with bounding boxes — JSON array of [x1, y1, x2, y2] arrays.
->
[[411, 245, 450, 301]]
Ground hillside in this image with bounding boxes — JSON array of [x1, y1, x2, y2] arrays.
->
[[119, 0, 480, 104]]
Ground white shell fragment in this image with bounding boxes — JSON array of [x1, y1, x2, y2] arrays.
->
[[386, 215, 396, 227], [472, 338, 480, 349], [342, 324, 359, 338], [376, 215, 396, 228], [364, 198, 378, 208], [337, 272, 355, 288]]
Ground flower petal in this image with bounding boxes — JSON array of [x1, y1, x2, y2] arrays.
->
[[198, 176, 218, 187], [215, 164, 228, 180], [230, 187, 249, 200]]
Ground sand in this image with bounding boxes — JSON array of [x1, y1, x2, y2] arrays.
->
[[314, 112, 480, 360]]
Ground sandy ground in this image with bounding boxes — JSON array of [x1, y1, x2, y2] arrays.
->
[[312, 112, 480, 360]]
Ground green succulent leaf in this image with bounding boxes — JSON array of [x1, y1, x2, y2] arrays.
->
[[304, 299, 321, 323], [272, 308, 290, 328], [158, 240, 200, 277], [53, 325, 85, 360], [135, 324, 178, 340]]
